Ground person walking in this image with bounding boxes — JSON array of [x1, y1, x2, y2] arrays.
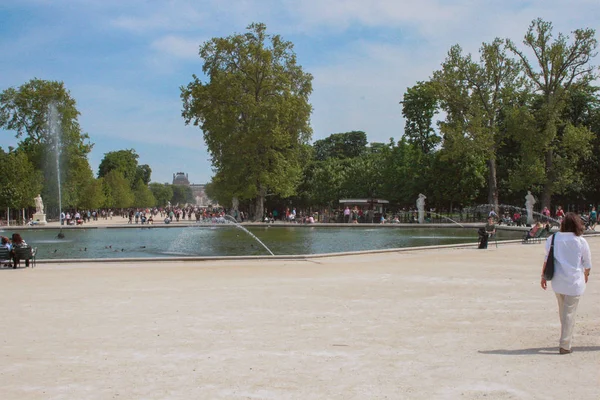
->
[[540, 212, 592, 354]]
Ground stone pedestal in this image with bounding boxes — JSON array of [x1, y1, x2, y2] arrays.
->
[[32, 213, 47, 225]]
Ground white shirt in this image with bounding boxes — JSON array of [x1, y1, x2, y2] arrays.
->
[[545, 232, 592, 296]]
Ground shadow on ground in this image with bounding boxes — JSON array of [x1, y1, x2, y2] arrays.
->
[[479, 346, 600, 355]]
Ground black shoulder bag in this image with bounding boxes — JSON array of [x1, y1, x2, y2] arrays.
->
[[543, 233, 556, 280]]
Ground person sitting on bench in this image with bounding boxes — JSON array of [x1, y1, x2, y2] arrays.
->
[[525, 221, 543, 240], [10, 233, 28, 268]]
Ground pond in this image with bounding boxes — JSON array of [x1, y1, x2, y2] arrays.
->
[[3, 225, 524, 260]]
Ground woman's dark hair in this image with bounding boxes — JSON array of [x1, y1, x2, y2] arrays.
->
[[11, 233, 23, 244], [561, 212, 584, 236], [1, 236, 8, 245]]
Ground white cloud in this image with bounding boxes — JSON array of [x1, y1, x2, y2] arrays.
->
[[151, 35, 203, 60], [110, 1, 210, 33], [4, 0, 599, 182]]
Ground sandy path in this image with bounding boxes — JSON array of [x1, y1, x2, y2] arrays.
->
[[0, 240, 598, 399]]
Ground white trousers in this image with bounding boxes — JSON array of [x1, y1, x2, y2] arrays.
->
[[555, 293, 581, 350]]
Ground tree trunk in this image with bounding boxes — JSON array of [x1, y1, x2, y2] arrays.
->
[[541, 149, 553, 210], [487, 158, 498, 210], [253, 186, 266, 222]]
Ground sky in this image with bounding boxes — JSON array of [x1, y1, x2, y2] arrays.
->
[[1, 0, 599, 184]]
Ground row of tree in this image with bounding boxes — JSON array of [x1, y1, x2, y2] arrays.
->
[[401, 18, 599, 211], [0, 81, 194, 217], [190, 20, 598, 217], [1, 19, 597, 220]]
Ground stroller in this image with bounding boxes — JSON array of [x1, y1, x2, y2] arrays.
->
[[581, 215, 592, 230]]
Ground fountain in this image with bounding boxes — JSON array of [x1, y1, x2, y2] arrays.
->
[[425, 211, 464, 227], [464, 203, 561, 227], [223, 215, 274, 256], [48, 102, 64, 237]]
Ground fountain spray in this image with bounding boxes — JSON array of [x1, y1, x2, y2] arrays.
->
[[48, 102, 64, 239]]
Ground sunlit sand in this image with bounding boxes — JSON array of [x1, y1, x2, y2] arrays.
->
[[0, 238, 598, 399]]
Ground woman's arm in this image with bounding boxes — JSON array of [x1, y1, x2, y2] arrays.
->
[[584, 268, 591, 283], [540, 236, 553, 290]]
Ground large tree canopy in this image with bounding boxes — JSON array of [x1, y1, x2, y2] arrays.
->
[[181, 22, 313, 220], [0, 78, 94, 213], [98, 149, 151, 188], [507, 18, 598, 208], [0, 147, 42, 211], [431, 39, 522, 209], [313, 131, 368, 161]]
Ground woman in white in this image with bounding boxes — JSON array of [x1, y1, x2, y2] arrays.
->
[[540, 212, 592, 354]]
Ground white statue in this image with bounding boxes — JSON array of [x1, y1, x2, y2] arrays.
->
[[34, 194, 44, 215], [525, 191, 536, 225], [231, 197, 239, 221], [416, 193, 426, 224]]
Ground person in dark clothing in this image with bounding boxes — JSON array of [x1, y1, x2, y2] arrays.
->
[[478, 217, 496, 249]]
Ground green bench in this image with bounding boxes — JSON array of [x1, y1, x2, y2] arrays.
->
[[522, 228, 548, 244], [13, 246, 37, 268], [0, 247, 11, 267]]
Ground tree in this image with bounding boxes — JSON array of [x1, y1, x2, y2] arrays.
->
[[133, 180, 156, 208], [507, 18, 598, 208], [78, 177, 106, 210], [171, 185, 193, 206], [98, 149, 147, 188], [379, 138, 432, 205], [181, 23, 313, 221], [432, 39, 522, 209], [135, 164, 152, 186], [62, 156, 99, 210], [102, 170, 134, 209], [297, 158, 349, 209], [313, 131, 368, 161], [149, 183, 174, 207], [340, 153, 386, 201], [0, 79, 94, 214], [401, 81, 440, 154], [0, 148, 42, 211]]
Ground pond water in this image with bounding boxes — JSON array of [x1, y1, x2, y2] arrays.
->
[[4, 226, 524, 260]]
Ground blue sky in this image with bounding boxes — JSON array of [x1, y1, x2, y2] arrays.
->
[[1, 0, 598, 184]]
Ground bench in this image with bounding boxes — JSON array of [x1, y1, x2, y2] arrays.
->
[[522, 228, 547, 244], [0, 247, 12, 267], [13, 246, 37, 268]]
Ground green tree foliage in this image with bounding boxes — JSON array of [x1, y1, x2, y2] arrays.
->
[[171, 185, 194, 206], [102, 170, 134, 209], [569, 85, 600, 201], [507, 18, 598, 207], [401, 81, 440, 154], [297, 158, 349, 208], [429, 149, 487, 210], [340, 153, 386, 200], [181, 23, 313, 220], [135, 164, 152, 186], [133, 180, 156, 208], [313, 131, 368, 161], [149, 183, 174, 207], [0, 79, 94, 214], [379, 139, 433, 205], [98, 149, 151, 188], [0, 148, 42, 211], [432, 39, 522, 208], [78, 177, 106, 210]]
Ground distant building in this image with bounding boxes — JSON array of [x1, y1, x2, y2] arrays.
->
[[172, 172, 213, 207], [172, 172, 190, 186]]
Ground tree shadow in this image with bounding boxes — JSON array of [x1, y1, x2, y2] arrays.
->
[[479, 346, 600, 355]]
